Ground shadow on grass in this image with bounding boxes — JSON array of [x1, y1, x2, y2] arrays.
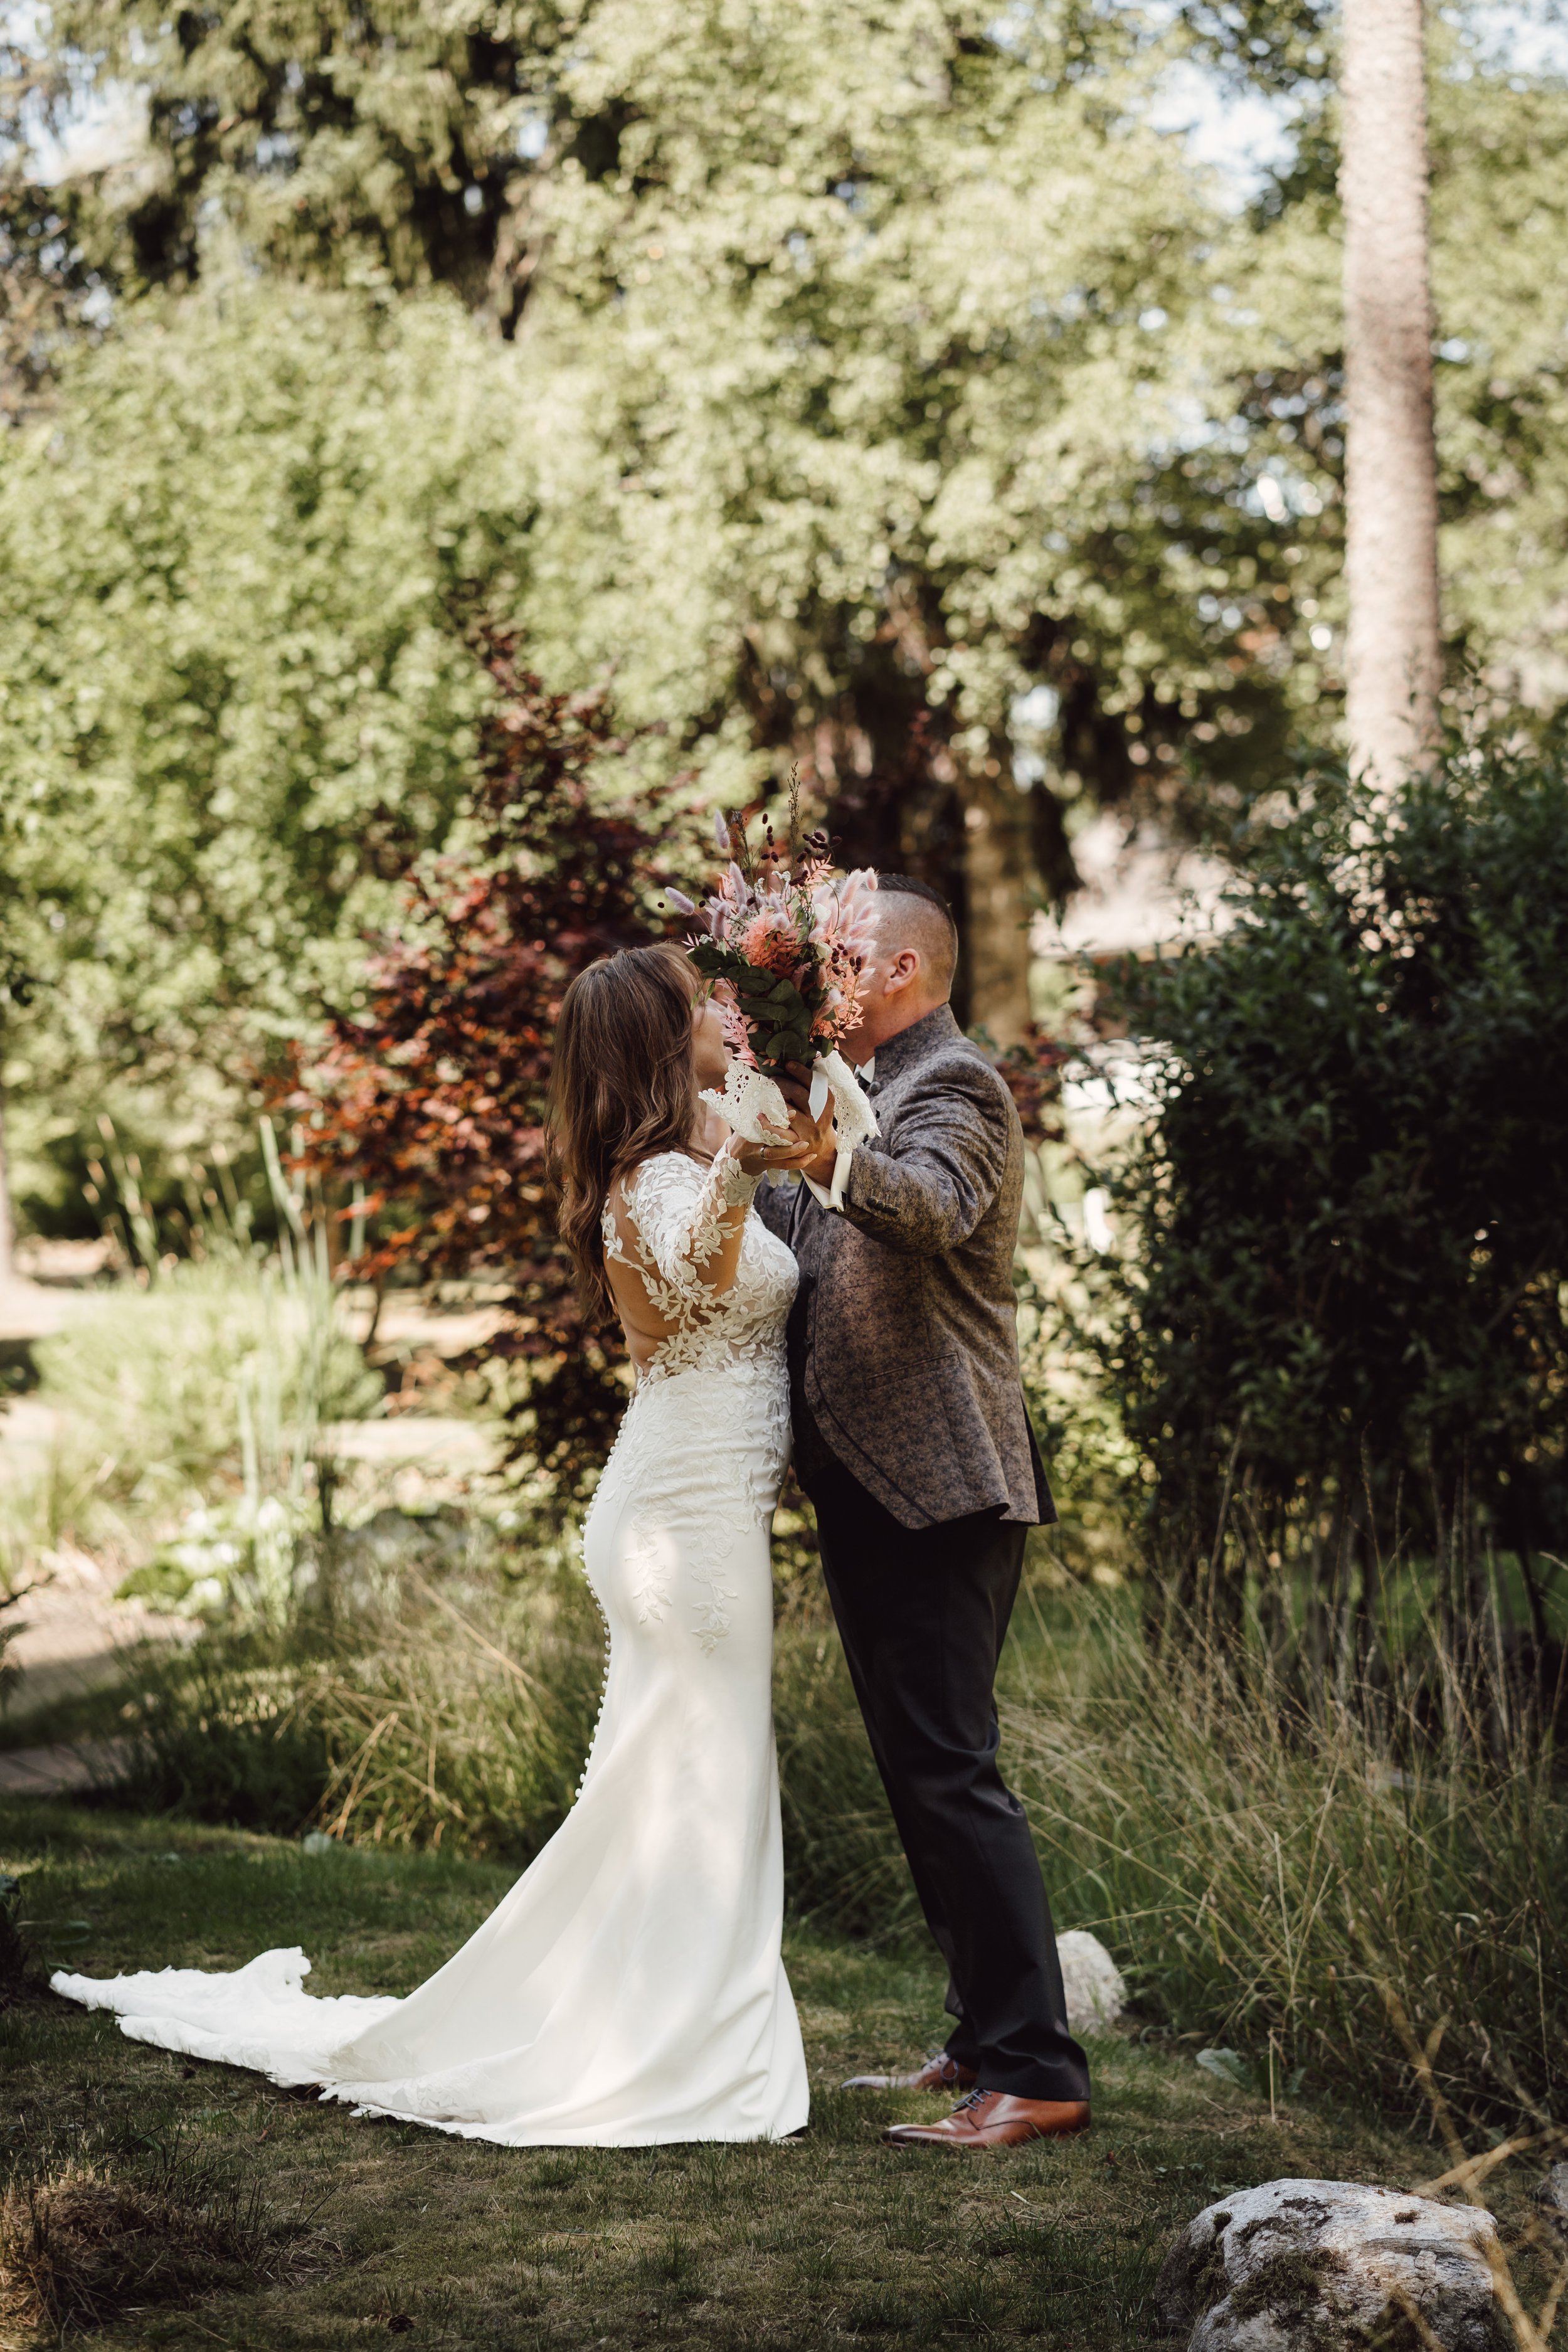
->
[[4, 1796, 1550, 2352]]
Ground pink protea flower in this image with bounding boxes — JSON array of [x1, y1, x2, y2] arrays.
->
[[834, 868, 879, 959], [736, 906, 802, 975]]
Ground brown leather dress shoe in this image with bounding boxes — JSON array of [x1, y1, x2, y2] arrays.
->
[[883, 2089, 1091, 2148], [842, 2052, 978, 2094]]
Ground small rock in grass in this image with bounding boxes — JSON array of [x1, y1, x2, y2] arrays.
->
[[1155, 2178, 1508, 2350], [1057, 1931, 1126, 2036], [1537, 2162, 1568, 2236]]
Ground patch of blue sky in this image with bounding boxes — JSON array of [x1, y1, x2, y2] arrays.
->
[[1452, 1, 1568, 82], [1147, 58, 1306, 211], [1143, 1, 1568, 209]]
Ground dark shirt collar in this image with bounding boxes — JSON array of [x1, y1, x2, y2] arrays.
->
[[861, 1001, 960, 1089]]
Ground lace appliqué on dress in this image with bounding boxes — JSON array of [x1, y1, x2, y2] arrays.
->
[[590, 1147, 794, 1650], [600, 1147, 771, 1387]]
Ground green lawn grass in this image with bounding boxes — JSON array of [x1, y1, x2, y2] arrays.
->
[[0, 1798, 1530, 2351]]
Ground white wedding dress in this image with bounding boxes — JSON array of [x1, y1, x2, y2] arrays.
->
[[54, 1145, 810, 2146]]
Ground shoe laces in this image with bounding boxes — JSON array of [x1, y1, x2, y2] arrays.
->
[[952, 2088, 995, 2114]]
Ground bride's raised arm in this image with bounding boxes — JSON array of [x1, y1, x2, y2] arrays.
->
[[604, 1140, 763, 1330]]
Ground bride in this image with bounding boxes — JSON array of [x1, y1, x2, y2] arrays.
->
[[54, 943, 820, 2146]]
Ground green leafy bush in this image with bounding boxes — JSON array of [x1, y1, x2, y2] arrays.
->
[[1097, 725, 1568, 1651], [0, 278, 532, 1205]]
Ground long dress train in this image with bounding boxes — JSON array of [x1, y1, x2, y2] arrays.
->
[[53, 1147, 810, 2147]]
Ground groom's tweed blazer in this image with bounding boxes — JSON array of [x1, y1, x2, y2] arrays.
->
[[758, 1003, 1054, 1532]]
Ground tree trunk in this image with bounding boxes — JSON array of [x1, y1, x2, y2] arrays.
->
[[1340, 0, 1443, 788], [959, 760, 1036, 1047], [0, 1079, 13, 1281]]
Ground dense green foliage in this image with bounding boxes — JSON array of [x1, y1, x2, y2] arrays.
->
[[0, 281, 530, 1212], [6, 1, 1567, 1136], [21, 1, 1568, 775], [1097, 726, 1568, 1656]]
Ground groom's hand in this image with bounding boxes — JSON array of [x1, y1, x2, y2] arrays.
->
[[779, 1064, 838, 1188], [773, 1061, 817, 1117]]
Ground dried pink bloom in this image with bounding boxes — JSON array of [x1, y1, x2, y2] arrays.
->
[[736, 907, 801, 974], [684, 823, 878, 1069]]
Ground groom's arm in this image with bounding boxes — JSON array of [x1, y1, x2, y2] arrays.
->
[[834, 1061, 1009, 1256]]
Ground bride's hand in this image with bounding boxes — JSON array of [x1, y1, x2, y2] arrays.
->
[[731, 1110, 823, 1177]]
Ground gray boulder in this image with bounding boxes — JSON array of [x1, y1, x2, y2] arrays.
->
[[1155, 2178, 1508, 2351]]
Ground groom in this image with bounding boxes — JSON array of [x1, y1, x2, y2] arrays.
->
[[761, 875, 1091, 2149]]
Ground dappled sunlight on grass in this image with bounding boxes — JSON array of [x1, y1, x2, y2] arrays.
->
[[6, 1798, 1552, 2351]]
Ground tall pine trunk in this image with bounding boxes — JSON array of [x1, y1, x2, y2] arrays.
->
[[1340, 0, 1443, 787], [960, 760, 1036, 1047]]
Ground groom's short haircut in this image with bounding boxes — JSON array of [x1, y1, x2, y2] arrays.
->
[[876, 874, 959, 1000]]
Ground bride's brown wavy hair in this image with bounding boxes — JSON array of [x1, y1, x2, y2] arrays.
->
[[549, 943, 702, 1318]]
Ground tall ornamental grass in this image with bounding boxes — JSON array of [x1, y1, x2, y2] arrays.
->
[[88, 1558, 1564, 2129], [103, 1531, 604, 1862], [1010, 1599, 1566, 2133], [32, 1249, 378, 1516], [104, 1537, 901, 1890]]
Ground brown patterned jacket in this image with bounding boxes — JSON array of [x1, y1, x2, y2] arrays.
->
[[756, 1003, 1054, 1531]]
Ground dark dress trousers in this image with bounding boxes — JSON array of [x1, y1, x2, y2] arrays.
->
[[758, 1004, 1090, 2104]]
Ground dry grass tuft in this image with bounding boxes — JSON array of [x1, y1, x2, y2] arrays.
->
[[0, 2150, 326, 2334]]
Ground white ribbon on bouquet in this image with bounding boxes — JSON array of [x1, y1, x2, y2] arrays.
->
[[701, 1048, 877, 1209]]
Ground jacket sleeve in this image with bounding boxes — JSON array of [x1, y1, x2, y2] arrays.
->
[[838, 1057, 1010, 1256]]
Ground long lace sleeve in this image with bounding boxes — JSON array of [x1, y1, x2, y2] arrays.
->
[[601, 1146, 764, 1373]]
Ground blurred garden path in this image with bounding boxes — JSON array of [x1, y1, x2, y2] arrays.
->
[[0, 1526, 183, 1724], [0, 1269, 67, 1343], [1, 1277, 504, 1731], [0, 1735, 129, 1794]]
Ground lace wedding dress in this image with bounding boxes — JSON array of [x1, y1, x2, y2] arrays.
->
[[54, 1146, 810, 2147]]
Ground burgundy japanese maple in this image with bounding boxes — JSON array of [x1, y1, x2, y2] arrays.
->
[[287, 628, 692, 1485]]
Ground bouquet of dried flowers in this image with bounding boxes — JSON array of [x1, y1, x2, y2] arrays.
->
[[666, 808, 880, 1204]]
